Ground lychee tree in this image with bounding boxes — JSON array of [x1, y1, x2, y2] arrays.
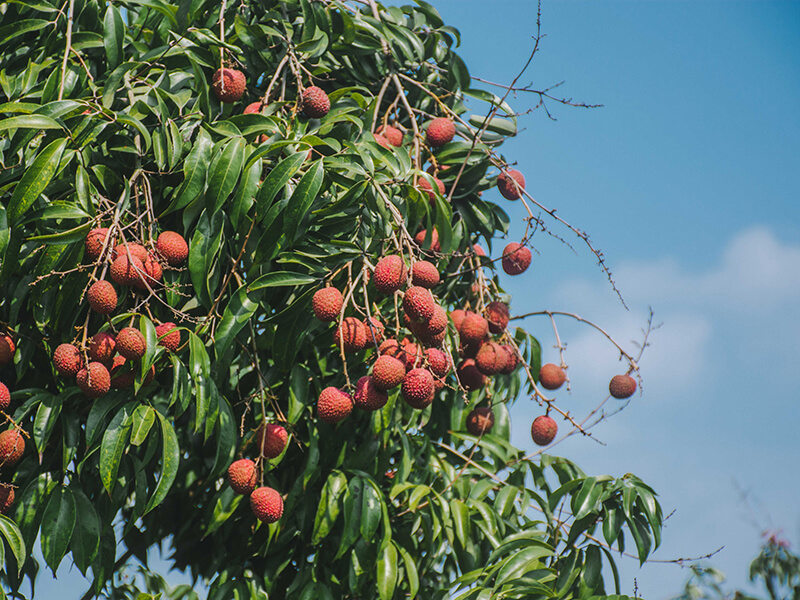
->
[[0, 0, 664, 598]]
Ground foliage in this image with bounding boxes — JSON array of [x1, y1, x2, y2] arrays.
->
[[0, 0, 660, 598]]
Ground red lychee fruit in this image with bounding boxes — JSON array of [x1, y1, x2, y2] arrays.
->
[[0, 485, 14, 515], [363, 317, 385, 345], [403, 286, 435, 322], [539, 363, 566, 391], [0, 334, 14, 366], [373, 133, 393, 150], [85, 227, 112, 260], [156, 231, 189, 266], [110, 356, 134, 389], [374, 255, 407, 294], [334, 317, 368, 353], [473, 244, 486, 257], [413, 305, 448, 347], [87, 280, 117, 314], [250, 486, 283, 523], [475, 342, 508, 376], [414, 228, 441, 252], [426, 118, 455, 147], [411, 261, 440, 289], [317, 387, 353, 424], [425, 347, 449, 378], [135, 255, 163, 289], [498, 345, 519, 375], [609, 374, 637, 399], [497, 169, 526, 200], [466, 406, 495, 436], [449, 309, 466, 332], [459, 312, 489, 346], [531, 415, 558, 446], [0, 383, 10, 410], [401, 339, 424, 370], [212, 68, 246, 103], [53, 344, 83, 376], [376, 125, 403, 147], [379, 338, 406, 362], [112, 243, 148, 263], [110, 255, 144, 287], [457, 359, 486, 391], [501, 242, 532, 276], [87, 332, 116, 363], [372, 355, 406, 391], [243, 101, 263, 114], [116, 327, 146, 360], [485, 301, 510, 334], [354, 376, 388, 411], [401, 368, 435, 409], [312, 287, 343, 322], [418, 176, 445, 202], [155, 322, 180, 351], [257, 423, 288, 459], [0, 430, 25, 467], [227, 458, 257, 495], [301, 86, 330, 118], [76, 362, 111, 398]]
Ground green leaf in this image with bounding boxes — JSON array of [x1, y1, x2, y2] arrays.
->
[[207, 138, 245, 216], [99, 404, 133, 494], [32, 393, 62, 453], [312, 470, 347, 544], [7, 137, 69, 226], [376, 542, 398, 600], [396, 543, 419, 598], [163, 128, 213, 215], [144, 412, 180, 514], [255, 151, 308, 214], [450, 499, 471, 548], [70, 488, 100, 574], [40, 487, 76, 573], [0, 115, 61, 133], [246, 271, 318, 291], [283, 159, 324, 242], [0, 515, 26, 575], [571, 477, 602, 521], [359, 479, 381, 541], [129, 405, 156, 446], [494, 545, 552, 587], [335, 476, 364, 559], [214, 283, 259, 359], [103, 5, 125, 70]]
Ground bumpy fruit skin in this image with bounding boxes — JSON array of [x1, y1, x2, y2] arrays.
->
[[449, 309, 466, 332], [457, 359, 486, 391], [609, 374, 637, 399], [301, 86, 331, 118], [317, 387, 353, 424], [87, 280, 117, 314], [137, 255, 163, 289], [414, 228, 440, 252], [0, 430, 25, 467], [110, 255, 144, 286], [334, 317, 368, 353], [531, 415, 558, 446], [426, 118, 455, 147], [401, 368, 435, 409], [112, 243, 148, 262], [539, 363, 566, 390], [373, 133, 393, 150], [475, 342, 507, 376], [403, 286, 435, 322], [312, 288, 343, 322], [116, 327, 146, 360], [76, 362, 111, 398], [156, 231, 189, 266], [53, 344, 84, 376], [0, 383, 10, 410], [372, 355, 406, 391], [0, 335, 15, 367], [485, 301, 510, 334], [155, 322, 180, 351], [497, 169, 526, 200], [354, 376, 388, 411], [418, 176, 445, 202], [212, 68, 246, 103], [227, 459, 258, 495], [87, 332, 116, 363], [459, 312, 489, 346], [401, 340, 424, 371], [250, 487, 284, 523], [0, 485, 14, 515], [243, 101, 263, 114], [257, 423, 288, 459], [425, 348, 449, 378], [466, 406, 495, 436], [374, 255, 407, 294], [501, 242, 532, 276], [498, 345, 519, 375], [376, 125, 403, 146], [411, 261, 440, 288], [85, 228, 111, 260], [110, 356, 134, 389], [363, 317, 385, 345]]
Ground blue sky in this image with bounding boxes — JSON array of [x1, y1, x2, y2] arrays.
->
[[33, 1, 800, 598], [430, 0, 800, 597]]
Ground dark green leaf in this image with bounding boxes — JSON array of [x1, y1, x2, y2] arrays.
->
[[40, 487, 76, 573], [7, 138, 68, 226]]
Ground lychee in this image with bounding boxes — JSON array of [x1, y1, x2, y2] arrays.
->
[[485, 301, 510, 334], [110, 356, 134, 389], [212, 68, 246, 103], [498, 345, 519, 375], [227, 458, 257, 495], [87, 332, 116, 363], [411, 261, 440, 288], [401, 340, 424, 370], [531, 415, 558, 446], [466, 406, 495, 436], [155, 322, 180, 351], [475, 342, 507, 376], [457, 359, 486, 391], [312, 287, 343, 322], [301, 86, 330, 118], [425, 347, 449, 378], [449, 309, 466, 332], [609, 374, 637, 399], [373, 255, 407, 294], [426, 118, 455, 147], [497, 169, 526, 200], [110, 255, 145, 287], [317, 387, 353, 424], [403, 286, 435, 322], [459, 312, 489, 345], [87, 280, 117, 314], [414, 229, 441, 253], [418, 176, 445, 202], [116, 327, 146, 360], [372, 355, 406, 391], [257, 423, 288, 459], [136, 255, 163, 289], [250, 486, 283, 523], [376, 125, 403, 146], [0, 383, 10, 410], [0, 485, 14, 514], [85, 228, 111, 260], [156, 231, 189, 266], [373, 133, 393, 150], [363, 316, 385, 346], [0, 430, 25, 467], [243, 101, 263, 114], [112, 243, 148, 263], [401, 368, 435, 409], [473, 244, 486, 257], [501, 243, 531, 276], [76, 362, 111, 398], [53, 344, 84, 376], [0, 334, 14, 367], [539, 363, 566, 391], [354, 376, 388, 412], [333, 317, 368, 353]]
